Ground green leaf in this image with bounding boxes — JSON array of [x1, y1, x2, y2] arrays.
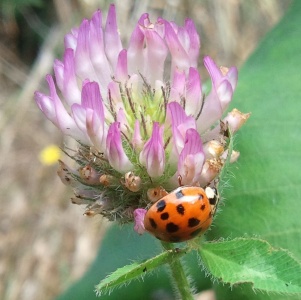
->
[[95, 247, 187, 296], [57, 224, 211, 300], [207, 1, 301, 298], [199, 238, 301, 294]]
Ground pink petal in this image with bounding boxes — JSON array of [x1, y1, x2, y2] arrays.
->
[[116, 107, 129, 134], [108, 81, 123, 108], [132, 120, 144, 151], [86, 108, 107, 152], [104, 4, 123, 71], [71, 103, 88, 134], [64, 28, 78, 50], [177, 128, 205, 185], [53, 59, 64, 92], [106, 122, 133, 173], [164, 21, 190, 76], [139, 122, 165, 178], [204, 56, 237, 93], [81, 81, 105, 117], [107, 81, 126, 122], [89, 9, 112, 94], [217, 80, 233, 107], [197, 56, 236, 133], [170, 69, 186, 102], [133, 208, 147, 235], [71, 81, 105, 144], [127, 14, 147, 75], [176, 26, 190, 53], [126, 74, 139, 99], [44, 75, 89, 143], [144, 29, 168, 85], [185, 67, 203, 117], [184, 19, 200, 67], [62, 49, 81, 105], [34, 91, 56, 124], [77, 81, 107, 151], [166, 102, 196, 155], [154, 17, 165, 38], [204, 56, 223, 88], [226, 67, 238, 90], [197, 90, 222, 134], [75, 19, 98, 82], [115, 49, 128, 83]]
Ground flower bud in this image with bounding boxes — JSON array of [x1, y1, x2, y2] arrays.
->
[[199, 159, 223, 187], [99, 174, 115, 186], [203, 140, 224, 159], [123, 172, 141, 192], [133, 208, 147, 235], [57, 160, 78, 187], [78, 165, 101, 185], [147, 187, 168, 203]]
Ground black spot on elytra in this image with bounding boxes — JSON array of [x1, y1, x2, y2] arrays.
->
[[175, 190, 184, 199], [160, 212, 169, 220], [176, 204, 185, 215], [209, 196, 217, 205], [156, 200, 166, 212], [169, 236, 181, 242], [190, 227, 203, 237], [198, 194, 204, 200], [166, 222, 179, 233], [149, 218, 157, 229], [200, 204, 206, 211], [188, 218, 200, 227], [209, 188, 218, 205]]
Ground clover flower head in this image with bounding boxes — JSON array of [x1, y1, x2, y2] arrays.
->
[[35, 4, 249, 232]]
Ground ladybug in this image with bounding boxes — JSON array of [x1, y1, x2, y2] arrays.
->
[[144, 186, 219, 243]]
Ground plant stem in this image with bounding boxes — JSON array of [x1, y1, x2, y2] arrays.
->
[[161, 241, 194, 300]]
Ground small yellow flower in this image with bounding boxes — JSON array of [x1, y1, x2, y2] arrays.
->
[[39, 145, 61, 166]]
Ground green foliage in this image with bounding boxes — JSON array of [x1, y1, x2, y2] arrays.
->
[[57, 225, 211, 300], [207, 0, 301, 298], [95, 246, 187, 296], [1, 0, 43, 17], [58, 0, 301, 299], [199, 238, 301, 294]]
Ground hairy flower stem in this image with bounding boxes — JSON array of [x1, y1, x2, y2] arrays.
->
[[161, 241, 194, 300]]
